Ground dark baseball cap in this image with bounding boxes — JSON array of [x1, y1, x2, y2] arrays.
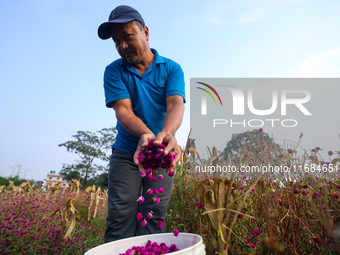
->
[[98, 5, 145, 40]]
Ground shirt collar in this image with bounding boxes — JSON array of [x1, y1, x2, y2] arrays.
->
[[121, 48, 165, 68]]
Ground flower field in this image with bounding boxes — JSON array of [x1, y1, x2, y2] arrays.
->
[[1, 130, 340, 254]]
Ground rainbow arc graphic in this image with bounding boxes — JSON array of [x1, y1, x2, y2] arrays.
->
[[196, 82, 223, 106]]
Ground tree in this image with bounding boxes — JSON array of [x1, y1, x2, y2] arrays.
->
[[222, 129, 282, 162], [58, 127, 117, 187]]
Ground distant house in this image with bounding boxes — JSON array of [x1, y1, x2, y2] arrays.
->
[[43, 171, 69, 191]]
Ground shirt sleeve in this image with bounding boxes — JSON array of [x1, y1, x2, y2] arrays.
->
[[165, 61, 186, 103], [103, 63, 131, 108]]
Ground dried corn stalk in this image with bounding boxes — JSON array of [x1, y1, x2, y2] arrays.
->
[[43, 196, 78, 241]]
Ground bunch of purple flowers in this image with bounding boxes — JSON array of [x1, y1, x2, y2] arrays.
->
[[137, 139, 176, 173], [119, 240, 179, 255]]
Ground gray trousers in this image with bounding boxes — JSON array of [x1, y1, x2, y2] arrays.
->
[[104, 149, 174, 243]]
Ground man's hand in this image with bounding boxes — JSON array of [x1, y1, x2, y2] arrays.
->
[[134, 133, 156, 174], [154, 131, 181, 174]]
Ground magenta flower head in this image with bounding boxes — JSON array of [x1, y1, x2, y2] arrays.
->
[[153, 197, 160, 204], [336, 185, 340, 189], [147, 212, 153, 219], [238, 213, 243, 218], [126, 249, 133, 255], [259, 128, 263, 132], [151, 177, 157, 182], [250, 243, 256, 248], [137, 196, 145, 203], [169, 244, 177, 252], [153, 189, 159, 195], [141, 219, 147, 227], [328, 150, 333, 156], [301, 190, 307, 196], [288, 149, 293, 154], [333, 193, 339, 199], [313, 237, 322, 245], [146, 189, 153, 195], [157, 220, 164, 228], [140, 172, 146, 178], [254, 229, 261, 235], [136, 212, 143, 220], [293, 189, 299, 194], [316, 147, 320, 151], [158, 175, 164, 180], [147, 168, 152, 174], [302, 184, 308, 189], [159, 187, 164, 193], [168, 171, 175, 177], [173, 229, 179, 237], [244, 154, 248, 158]]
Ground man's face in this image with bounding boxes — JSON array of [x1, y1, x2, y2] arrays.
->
[[110, 22, 149, 65]]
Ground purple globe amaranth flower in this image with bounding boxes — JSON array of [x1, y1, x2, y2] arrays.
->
[[313, 237, 322, 245], [146, 168, 152, 174], [126, 249, 133, 255], [255, 142, 259, 146], [251, 243, 256, 248], [279, 154, 283, 158], [153, 189, 159, 195], [140, 172, 146, 178], [146, 189, 153, 195], [158, 175, 164, 180], [244, 154, 248, 158], [197, 204, 203, 209], [238, 213, 243, 218], [170, 243, 177, 252], [136, 212, 143, 220], [316, 147, 320, 150], [173, 229, 179, 237], [253, 229, 261, 235], [168, 171, 175, 177], [147, 212, 153, 219], [336, 185, 340, 189], [328, 150, 333, 156], [159, 187, 164, 193], [259, 128, 263, 132], [151, 177, 157, 183], [301, 190, 307, 196], [293, 189, 299, 194], [137, 196, 145, 203], [303, 184, 308, 189], [333, 193, 339, 199], [141, 219, 147, 227], [153, 197, 160, 204], [288, 149, 293, 153], [157, 220, 164, 228]]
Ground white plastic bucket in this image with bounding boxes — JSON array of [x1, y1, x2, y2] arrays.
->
[[84, 233, 205, 255]]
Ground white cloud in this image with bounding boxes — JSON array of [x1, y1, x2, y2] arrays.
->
[[291, 48, 340, 77]]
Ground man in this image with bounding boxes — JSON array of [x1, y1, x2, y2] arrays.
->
[[97, 5, 185, 242]]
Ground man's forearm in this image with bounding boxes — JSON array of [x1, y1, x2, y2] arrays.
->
[[162, 100, 185, 136], [116, 110, 153, 138]]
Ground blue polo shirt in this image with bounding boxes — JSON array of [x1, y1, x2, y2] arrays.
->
[[103, 49, 186, 154]]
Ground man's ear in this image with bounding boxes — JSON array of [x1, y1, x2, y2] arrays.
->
[[143, 26, 149, 41]]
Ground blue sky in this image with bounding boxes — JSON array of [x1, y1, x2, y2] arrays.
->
[[1, 0, 339, 180]]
